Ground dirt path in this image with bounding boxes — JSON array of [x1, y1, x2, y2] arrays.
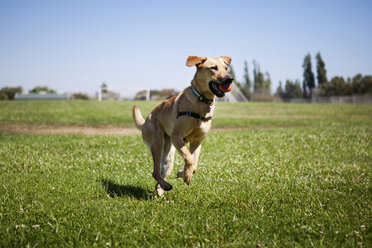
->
[[0, 123, 303, 136], [0, 124, 141, 136]]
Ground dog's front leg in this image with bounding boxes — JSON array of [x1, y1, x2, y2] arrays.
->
[[171, 133, 194, 185], [190, 142, 201, 174], [177, 142, 201, 176]]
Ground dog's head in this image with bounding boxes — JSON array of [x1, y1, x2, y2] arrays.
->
[[186, 56, 233, 98]]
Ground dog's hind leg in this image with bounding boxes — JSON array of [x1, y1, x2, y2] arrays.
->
[[143, 122, 173, 193], [150, 142, 173, 192], [161, 134, 176, 179], [156, 134, 176, 196]]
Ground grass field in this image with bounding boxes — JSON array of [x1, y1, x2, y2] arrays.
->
[[1, 100, 371, 128], [0, 101, 371, 247]]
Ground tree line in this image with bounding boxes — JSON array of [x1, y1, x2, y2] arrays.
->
[[230, 60, 272, 101], [0, 86, 89, 100], [0, 86, 57, 100], [2, 54, 371, 101], [231, 53, 372, 101]]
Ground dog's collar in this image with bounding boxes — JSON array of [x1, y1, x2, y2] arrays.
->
[[177, 111, 212, 121], [191, 86, 214, 105]]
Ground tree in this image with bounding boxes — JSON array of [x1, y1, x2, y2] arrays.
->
[[303, 53, 315, 98], [72, 93, 90, 100], [241, 61, 251, 99], [230, 64, 251, 100], [0, 92, 7, 100], [360, 75, 372, 94], [316, 52, 328, 86], [253, 60, 265, 94], [320, 74, 372, 96], [283, 80, 303, 99], [243, 61, 251, 88], [0, 86, 23, 100], [351, 74, 372, 95], [257, 71, 265, 93], [302, 81, 308, 98], [351, 74, 363, 94], [263, 72, 271, 95], [29, 86, 56, 93], [321, 76, 352, 96], [101, 82, 108, 93], [276, 81, 284, 98], [253, 60, 261, 93], [228, 65, 240, 86], [252, 60, 271, 95]]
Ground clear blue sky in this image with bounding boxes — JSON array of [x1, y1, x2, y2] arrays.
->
[[1, 0, 371, 96]]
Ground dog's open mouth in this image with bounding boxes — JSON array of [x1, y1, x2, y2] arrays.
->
[[209, 81, 232, 98]]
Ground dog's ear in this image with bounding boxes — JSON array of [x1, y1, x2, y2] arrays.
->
[[220, 56, 232, 66], [186, 56, 207, 67]]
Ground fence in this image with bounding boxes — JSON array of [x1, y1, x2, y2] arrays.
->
[[284, 94, 372, 104], [311, 94, 372, 104]]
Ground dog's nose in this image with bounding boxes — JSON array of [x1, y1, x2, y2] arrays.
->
[[223, 75, 234, 84]]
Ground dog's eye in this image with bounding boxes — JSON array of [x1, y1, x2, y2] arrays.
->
[[210, 66, 218, 71], [225, 66, 228, 71]]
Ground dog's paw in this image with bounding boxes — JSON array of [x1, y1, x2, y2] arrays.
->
[[156, 183, 165, 197], [183, 170, 192, 185], [183, 175, 191, 185], [177, 170, 184, 178], [160, 181, 173, 191]]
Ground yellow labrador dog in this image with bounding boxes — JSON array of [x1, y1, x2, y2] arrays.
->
[[132, 56, 233, 196]]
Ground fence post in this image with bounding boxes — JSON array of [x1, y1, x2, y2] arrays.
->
[[98, 88, 102, 101], [146, 89, 150, 101]]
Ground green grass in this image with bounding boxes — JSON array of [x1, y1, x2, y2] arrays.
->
[[0, 100, 157, 126], [1, 100, 371, 128], [0, 101, 371, 247]]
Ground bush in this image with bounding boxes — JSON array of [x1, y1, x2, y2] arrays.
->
[[281, 80, 303, 99], [0, 92, 8, 100], [320, 74, 372, 96], [0, 86, 23, 100], [29, 86, 56, 94], [352, 74, 372, 94], [250, 93, 274, 102], [72, 93, 90, 100], [321, 76, 352, 96]]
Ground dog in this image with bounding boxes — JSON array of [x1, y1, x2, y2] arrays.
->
[[132, 56, 233, 196]]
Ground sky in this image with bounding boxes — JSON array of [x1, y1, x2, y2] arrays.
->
[[1, 0, 371, 97]]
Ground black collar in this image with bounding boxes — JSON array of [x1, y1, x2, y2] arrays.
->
[[177, 111, 212, 121], [191, 86, 214, 105]]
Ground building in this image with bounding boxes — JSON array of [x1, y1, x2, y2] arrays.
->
[[15, 92, 70, 100]]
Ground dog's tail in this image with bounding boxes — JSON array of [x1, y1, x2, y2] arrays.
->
[[132, 106, 145, 131]]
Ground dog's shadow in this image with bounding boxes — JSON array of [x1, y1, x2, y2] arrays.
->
[[100, 179, 152, 200]]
